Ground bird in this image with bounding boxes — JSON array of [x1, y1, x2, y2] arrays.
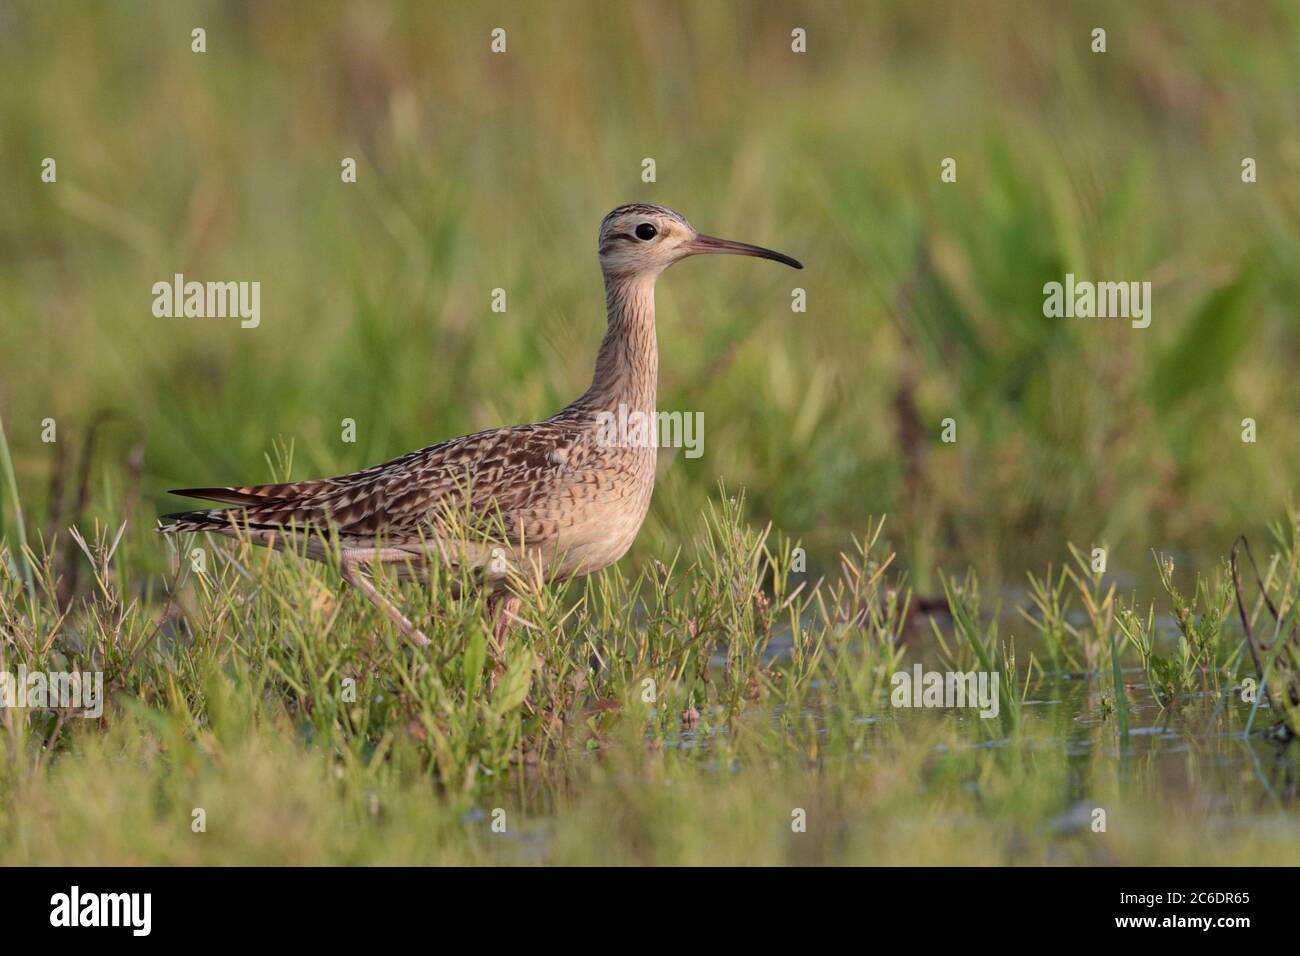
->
[[160, 203, 802, 655]]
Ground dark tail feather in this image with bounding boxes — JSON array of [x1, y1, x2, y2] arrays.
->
[[169, 486, 291, 506], [158, 508, 306, 535], [158, 508, 233, 533]]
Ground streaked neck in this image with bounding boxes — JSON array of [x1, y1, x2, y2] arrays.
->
[[578, 273, 658, 414]]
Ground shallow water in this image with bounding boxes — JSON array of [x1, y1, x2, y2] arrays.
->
[[681, 604, 1299, 836]]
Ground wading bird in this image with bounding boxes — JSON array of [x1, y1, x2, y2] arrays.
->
[[161, 203, 801, 652]]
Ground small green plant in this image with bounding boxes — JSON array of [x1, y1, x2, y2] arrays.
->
[[935, 570, 1023, 733], [1116, 555, 1238, 710], [1020, 565, 1082, 673], [1062, 543, 1116, 671]]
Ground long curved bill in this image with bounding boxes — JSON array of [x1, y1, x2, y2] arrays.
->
[[684, 234, 803, 270]]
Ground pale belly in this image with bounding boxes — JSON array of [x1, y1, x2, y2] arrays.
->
[[545, 480, 655, 578], [498, 445, 658, 583]]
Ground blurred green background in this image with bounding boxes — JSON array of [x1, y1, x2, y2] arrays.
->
[[3, 0, 1299, 587]]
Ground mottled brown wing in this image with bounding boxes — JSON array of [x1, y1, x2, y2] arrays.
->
[[164, 421, 584, 540]]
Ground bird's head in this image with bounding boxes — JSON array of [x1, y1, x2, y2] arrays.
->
[[597, 203, 802, 280]]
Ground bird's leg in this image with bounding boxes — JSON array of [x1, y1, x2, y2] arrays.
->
[[486, 591, 521, 686], [340, 549, 431, 648]]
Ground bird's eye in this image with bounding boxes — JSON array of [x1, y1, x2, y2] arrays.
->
[[634, 222, 658, 241]]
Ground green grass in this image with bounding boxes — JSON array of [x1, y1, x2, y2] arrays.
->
[[2, 0, 1300, 864], [1, 486, 1297, 864]]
